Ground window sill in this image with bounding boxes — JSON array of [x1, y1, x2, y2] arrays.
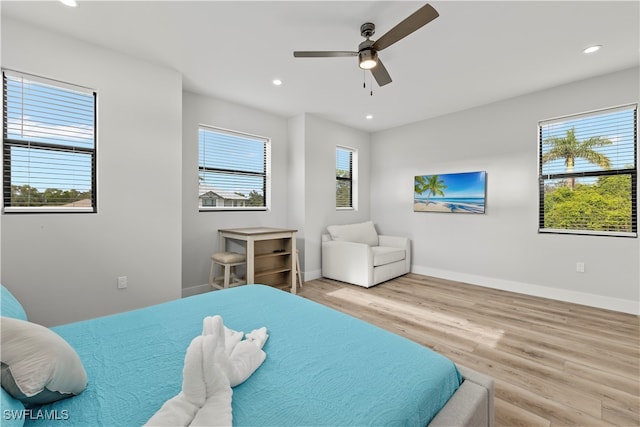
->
[[3, 207, 95, 214], [539, 228, 637, 238], [199, 207, 268, 212]]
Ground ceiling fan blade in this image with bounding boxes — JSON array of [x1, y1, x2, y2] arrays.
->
[[293, 51, 358, 58], [371, 58, 392, 86], [372, 3, 439, 52]]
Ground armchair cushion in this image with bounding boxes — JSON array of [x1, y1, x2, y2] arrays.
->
[[371, 246, 406, 267], [326, 221, 379, 247]]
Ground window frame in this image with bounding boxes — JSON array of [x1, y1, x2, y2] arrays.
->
[[538, 103, 637, 237], [198, 125, 270, 212], [336, 146, 357, 210], [2, 70, 97, 214]]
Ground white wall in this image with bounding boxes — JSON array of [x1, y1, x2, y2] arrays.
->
[[1, 19, 183, 326], [299, 114, 371, 279], [371, 67, 640, 314], [182, 107, 371, 290], [181, 91, 290, 293], [287, 114, 307, 277]]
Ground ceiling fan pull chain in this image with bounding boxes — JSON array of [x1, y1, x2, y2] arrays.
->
[[370, 73, 374, 96]]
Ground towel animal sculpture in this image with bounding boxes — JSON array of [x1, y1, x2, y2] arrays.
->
[[145, 315, 268, 427]]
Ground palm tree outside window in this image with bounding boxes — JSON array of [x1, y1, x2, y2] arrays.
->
[[538, 104, 637, 237]]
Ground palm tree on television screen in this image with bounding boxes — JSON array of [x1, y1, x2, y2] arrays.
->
[[415, 175, 447, 205]]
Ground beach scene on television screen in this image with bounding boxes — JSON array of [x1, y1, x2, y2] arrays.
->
[[414, 171, 486, 213]]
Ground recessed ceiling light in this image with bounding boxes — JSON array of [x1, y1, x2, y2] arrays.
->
[[272, 79, 283, 86], [583, 45, 602, 54], [365, 115, 373, 120], [60, 0, 77, 7]]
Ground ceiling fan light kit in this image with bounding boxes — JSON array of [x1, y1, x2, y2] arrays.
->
[[358, 49, 378, 70], [293, 3, 439, 87]]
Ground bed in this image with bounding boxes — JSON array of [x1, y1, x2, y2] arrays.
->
[[1, 284, 493, 426]]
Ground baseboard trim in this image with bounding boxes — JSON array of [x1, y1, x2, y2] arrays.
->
[[412, 265, 639, 315], [304, 269, 322, 282], [182, 283, 211, 298], [183, 267, 324, 297]]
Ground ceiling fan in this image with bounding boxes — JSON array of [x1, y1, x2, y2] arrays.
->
[[293, 3, 439, 87]]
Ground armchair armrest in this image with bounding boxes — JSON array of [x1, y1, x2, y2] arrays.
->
[[322, 239, 374, 285], [378, 235, 411, 272]]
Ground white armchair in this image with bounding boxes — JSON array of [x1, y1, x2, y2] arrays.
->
[[322, 221, 411, 288]]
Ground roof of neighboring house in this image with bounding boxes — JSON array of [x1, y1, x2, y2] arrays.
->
[[198, 186, 248, 200]]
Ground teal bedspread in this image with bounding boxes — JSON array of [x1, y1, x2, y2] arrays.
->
[[26, 285, 461, 426]]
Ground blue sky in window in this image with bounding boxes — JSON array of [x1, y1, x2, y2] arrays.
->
[[336, 148, 351, 175], [540, 108, 635, 175], [5, 75, 95, 192], [198, 129, 266, 195]]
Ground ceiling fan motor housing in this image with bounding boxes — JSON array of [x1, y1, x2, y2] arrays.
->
[[359, 23, 377, 67], [360, 22, 375, 38]]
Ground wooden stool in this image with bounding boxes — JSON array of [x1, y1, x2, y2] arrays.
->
[[209, 252, 246, 290]]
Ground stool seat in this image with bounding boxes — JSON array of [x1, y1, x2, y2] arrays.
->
[[209, 252, 246, 290], [212, 252, 246, 264]]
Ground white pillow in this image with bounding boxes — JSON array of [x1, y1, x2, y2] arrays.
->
[[327, 221, 379, 246], [1, 317, 87, 407]]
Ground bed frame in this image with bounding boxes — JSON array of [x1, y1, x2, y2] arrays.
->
[[430, 365, 495, 427]]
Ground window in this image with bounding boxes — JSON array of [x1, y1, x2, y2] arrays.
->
[[198, 126, 269, 210], [3, 70, 96, 213], [538, 104, 637, 237], [336, 146, 355, 209]]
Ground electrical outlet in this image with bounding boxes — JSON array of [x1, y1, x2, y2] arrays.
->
[[576, 262, 585, 273], [117, 276, 128, 289]]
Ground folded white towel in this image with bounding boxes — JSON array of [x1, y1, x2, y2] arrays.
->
[[246, 327, 269, 350], [224, 327, 244, 355], [145, 335, 211, 426], [202, 316, 243, 356], [191, 320, 233, 427], [202, 316, 267, 388], [145, 316, 268, 427]]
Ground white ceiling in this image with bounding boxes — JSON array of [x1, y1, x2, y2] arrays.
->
[[2, 1, 639, 132]]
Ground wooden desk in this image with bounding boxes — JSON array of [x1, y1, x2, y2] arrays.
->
[[218, 227, 298, 294]]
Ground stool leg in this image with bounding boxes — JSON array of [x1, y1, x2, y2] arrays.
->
[[223, 264, 231, 289], [210, 262, 226, 290], [209, 261, 220, 289], [209, 261, 217, 288]]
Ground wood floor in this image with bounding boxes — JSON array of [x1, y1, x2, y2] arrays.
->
[[297, 274, 640, 427]]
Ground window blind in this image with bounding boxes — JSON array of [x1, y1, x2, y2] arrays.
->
[[336, 147, 353, 208], [198, 126, 269, 210], [538, 104, 637, 236], [3, 70, 96, 212]]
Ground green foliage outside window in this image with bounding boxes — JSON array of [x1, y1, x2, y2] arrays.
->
[[246, 190, 265, 207], [10, 185, 91, 207], [543, 175, 632, 233]]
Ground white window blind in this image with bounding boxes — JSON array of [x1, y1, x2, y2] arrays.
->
[[3, 70, 96, 212], [538, 104, 637, 236], [336, 146, 354, 208], [198, 126, 269, 210]]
